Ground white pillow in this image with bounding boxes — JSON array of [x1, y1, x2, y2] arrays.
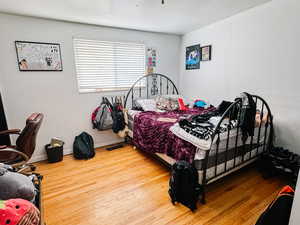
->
[[163, 94, 184, 101], [136, 99, 157, 111]]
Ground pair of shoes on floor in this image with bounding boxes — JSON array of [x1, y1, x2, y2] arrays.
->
[[259, 147, 300, 184]]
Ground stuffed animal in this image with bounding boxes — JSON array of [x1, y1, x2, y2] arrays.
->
[[0, 199, 40, 225], [194, 99, 207, 108]]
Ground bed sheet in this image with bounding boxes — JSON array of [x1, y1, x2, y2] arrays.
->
[[130, 108, 214, 163]]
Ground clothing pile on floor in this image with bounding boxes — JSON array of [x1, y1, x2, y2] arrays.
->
[[259, 147, 300, 184]]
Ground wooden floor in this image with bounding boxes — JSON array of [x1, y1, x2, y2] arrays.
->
[[35, 145, 286, 225]]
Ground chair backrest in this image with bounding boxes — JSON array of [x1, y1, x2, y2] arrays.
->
[[16, 113, 44, 160]]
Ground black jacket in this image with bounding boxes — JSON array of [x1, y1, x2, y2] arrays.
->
[[239, 92, 256, 141]]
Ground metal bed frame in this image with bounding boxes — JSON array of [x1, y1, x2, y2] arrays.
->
[[124, 73, 273, 204]]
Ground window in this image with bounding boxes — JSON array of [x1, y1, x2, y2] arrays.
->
[[73, 38, 146, 93]]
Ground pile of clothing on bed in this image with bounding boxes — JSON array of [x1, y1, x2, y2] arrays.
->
[[177, 110, 237, 141], [171, 92, 256, 146]]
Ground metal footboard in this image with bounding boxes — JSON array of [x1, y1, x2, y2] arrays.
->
[[199, 95, 273, 203]]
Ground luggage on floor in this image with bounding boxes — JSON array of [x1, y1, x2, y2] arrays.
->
[[73, 132, 95, 159], [255, 185, 294, 225], [168, 160, 202, 211]]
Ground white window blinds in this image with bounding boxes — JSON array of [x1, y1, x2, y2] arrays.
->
[[73, 38, 146, 93]]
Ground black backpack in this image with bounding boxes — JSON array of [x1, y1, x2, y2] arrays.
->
[[169, 161, 202, 211], [255, 186, 294, 225], [111, 102, 125, 133], [73, 132, 95, 159]]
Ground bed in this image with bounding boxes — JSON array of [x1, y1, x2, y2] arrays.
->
[[124, 73, 273, 204]]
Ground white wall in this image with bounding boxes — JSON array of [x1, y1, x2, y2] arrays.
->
[[180, 0, 300, 153], [0, 13, 181, 162], [180, 1, 300, 223], [290, 171, 300, 225]]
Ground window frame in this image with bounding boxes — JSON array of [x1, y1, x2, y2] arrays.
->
[[73, 38, 146, 93]]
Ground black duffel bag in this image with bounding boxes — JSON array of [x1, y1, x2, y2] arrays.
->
[[73, 132, 95, 159], [169, 160, 202, 211]]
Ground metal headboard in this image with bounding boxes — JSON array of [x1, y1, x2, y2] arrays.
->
[[124, 73, 179, 109]]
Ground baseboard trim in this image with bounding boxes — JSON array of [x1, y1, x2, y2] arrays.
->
[[30, 140, 124, 163]]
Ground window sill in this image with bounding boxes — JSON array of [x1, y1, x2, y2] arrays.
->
[[78, 86, 145, 94]]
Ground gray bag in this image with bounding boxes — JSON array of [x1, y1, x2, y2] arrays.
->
[[0, 164, 35, 201], [92, 97, 113, 131]]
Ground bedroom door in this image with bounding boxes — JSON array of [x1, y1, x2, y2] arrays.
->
[[0, 92, 11, 145]]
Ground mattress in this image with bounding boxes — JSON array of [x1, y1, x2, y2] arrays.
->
[[194, 141, 263, 170], [170, 123, 266, 158], [194, 126, 267, 160], [197, 145, 264, 184]]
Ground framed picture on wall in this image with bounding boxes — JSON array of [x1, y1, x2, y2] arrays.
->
[[15, 41, 63, 71], [201, 45, 212, 61], [186, 44, 201, 70]]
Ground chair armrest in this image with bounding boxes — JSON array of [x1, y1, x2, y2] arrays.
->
[[0, 129, 21, 136], [0, 147, 29, 162]]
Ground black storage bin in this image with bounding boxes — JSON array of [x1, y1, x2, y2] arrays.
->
[[45, 144, 64, 163]]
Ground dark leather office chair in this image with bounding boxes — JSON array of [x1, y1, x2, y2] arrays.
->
[[0, 113, 43, 172]]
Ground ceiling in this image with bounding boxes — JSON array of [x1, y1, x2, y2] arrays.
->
[[0, 0, 270, 34]]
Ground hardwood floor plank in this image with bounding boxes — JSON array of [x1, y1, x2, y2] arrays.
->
[[35, 145, 286, 225]]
